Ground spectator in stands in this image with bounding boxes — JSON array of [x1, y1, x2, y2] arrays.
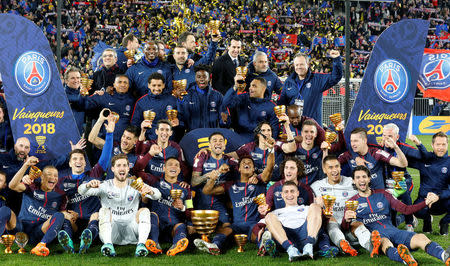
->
[[126, 41, 173, 98], [278, 50, 342, 125], [212, 36, 245, 95]]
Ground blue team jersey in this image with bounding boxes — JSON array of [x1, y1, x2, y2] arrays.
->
[[105, 145, 138, 180], [349, 190, 426, 230], [339, 147, 392, 189], [192, 151, 238, 209], [223, 180, 266, 223], [409, 150, 449, 200], [291, 145, 324, 186], [266, 180, 314, 210], [60, 163, 105, 219], [18, 181, 67, 223], [236, 142, 284, 181], [148, 177, 190, 225], [0, 190, 7, 208]]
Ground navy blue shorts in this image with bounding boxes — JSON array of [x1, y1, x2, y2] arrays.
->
[[17, 220, 45, 244], [231, 221, 258, 240], [282, 221, 308, 251], [373, 225, 415, 249]]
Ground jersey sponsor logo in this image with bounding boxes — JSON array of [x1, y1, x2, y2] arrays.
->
[[69, 192, 90, 204], [297, 206, 305, 212], [374, 59, 409, 103], [424, 164, 431, 167], [251, 152, 263, 160], [107, 191, 120, 199], [33, 191, 45, 200], [363, 213, 387, 225], [442, 167, 448, 174], [27, 205, 51, 220], [138, 71, 144, 75], [247, 185, 255, 191], [376, 149, 390, 159], [2, 165, 9, 169], [108, 102, 115, 106], [185, 69, 190, 73], [234, 195, 256, 208], [319, 187, 327, 192], [150, 163, 164, 173], [160, 181, 171, 190], [287, 87, 292, 91], [63, 182, 76, 189], [231, 184, 245, 194], [15, 51, 52, 96]]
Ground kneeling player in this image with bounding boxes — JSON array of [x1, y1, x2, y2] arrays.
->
[[78, 154, 161, 257], [344, 166, 450, 265], [9, 157, 75, 256]]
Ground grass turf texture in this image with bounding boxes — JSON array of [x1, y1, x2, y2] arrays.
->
[[1, 135, 448, 265]]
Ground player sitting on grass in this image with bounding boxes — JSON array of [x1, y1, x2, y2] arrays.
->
[[78, 154, 161, 257], [343, 165, 450, 265], [9, 157, 77, 256]]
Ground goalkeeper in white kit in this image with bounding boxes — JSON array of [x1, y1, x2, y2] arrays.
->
[[78, 154, 161, 257]]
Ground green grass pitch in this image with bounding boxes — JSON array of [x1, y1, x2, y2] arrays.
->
[[0, 135, 448, 265]]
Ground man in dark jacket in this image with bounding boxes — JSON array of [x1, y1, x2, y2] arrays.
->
[[279, 50, 342, 125], [246, 51, 282, 100], [92, 48, 123, 93], [178, 65, 228, 132], [212, 36, 245, 95], [64, 66, 86, 135]]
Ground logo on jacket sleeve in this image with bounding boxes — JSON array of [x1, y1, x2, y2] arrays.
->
[[374, 59, 409, 103], [14, 51, 52, 96]]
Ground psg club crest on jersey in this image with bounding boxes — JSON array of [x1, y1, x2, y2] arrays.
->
[[128, 195, 134, 201], [14, 51, 52, 96], [442, 167, 448, 174], [157, 69, 163, 74], [377, 202, 383, 209], [261, 111, 266, 117], [298, 197, 304, 204], [52, 201, 57, 208], [306, 82, 311, 88], [342, 191, 348, 197], [374, 59, 409, 103], [166, 105, 173, 111], [312, 153, 318, 159], [210, 101, 216, 108], [267, 81, 272, 86], [248, 185, 255, 191]]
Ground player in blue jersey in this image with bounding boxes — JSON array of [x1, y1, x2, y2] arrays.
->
[[57, 113, 114, 254], [338, 127, 407, 190], [142, 157, 192, 256], [344, 165, 449, 265], [203, 147, 274, 251], [89, 109, 140, 180], [408, 132, 449, 235], [133, 119, 188, 180], [191, 132, 238, 255], [0, 171, 16, 236], [8, 157, 76, 256], [283, 119, 346, 185]]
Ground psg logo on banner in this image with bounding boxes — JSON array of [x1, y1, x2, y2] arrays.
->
[[373, 59, 409, 103], [14, 51, 52, 96]]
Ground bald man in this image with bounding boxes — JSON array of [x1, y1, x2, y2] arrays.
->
[[281, 105, 325, 146]]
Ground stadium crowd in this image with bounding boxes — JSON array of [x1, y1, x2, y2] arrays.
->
[[0, 0, 449, 264]]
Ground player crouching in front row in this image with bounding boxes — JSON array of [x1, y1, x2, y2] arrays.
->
[[78, 154, 161, 257]]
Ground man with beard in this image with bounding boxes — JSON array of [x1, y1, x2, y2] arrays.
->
[[133, 120, 188, 180], [126, 41, 172, 98], [176, 31, 219, 65], [56, 115, 114, 254], [178, 64, 228, 132], [79, 154, 161, 257], [344, 166, 449, 265], [222, 76, 278, 142], [130, 73, 178, 140], [282, 105, 325, 145], [8, 158, 75, 256], [191, 132, 237, 255], [85, 75, 136, 143], [278, 51, 342, 125]]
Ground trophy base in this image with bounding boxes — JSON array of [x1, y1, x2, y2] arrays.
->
[[237, 246, 244, 253], [18, 248, 26, 254], [201, 235, 210, 243], [4, 248, 13, 254]]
